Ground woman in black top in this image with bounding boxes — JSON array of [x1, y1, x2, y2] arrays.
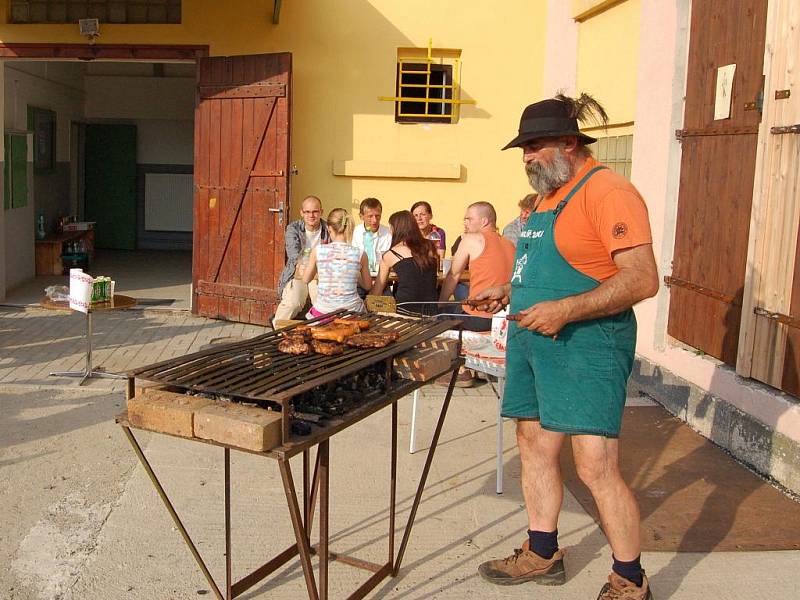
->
[[370, 210, 439, 315]]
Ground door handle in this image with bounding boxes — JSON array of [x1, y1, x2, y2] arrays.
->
[[268, 202, 284, 225]]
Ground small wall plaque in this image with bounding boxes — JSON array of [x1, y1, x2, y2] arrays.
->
[[714, 64, 736, 120]]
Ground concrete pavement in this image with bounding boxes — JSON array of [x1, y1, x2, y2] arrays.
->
[[1, 305, 798, 599]]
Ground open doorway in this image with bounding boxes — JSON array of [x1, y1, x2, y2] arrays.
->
[[2, 58, 195, 309]]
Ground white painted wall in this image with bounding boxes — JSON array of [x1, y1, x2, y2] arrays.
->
[[136, 119, 194, 164], [3, 134, 34, 291], [84, 75, 194, 164], [84, 75, 193, 120], [3, 62, 85, 291], [4, 62, 85, 161]]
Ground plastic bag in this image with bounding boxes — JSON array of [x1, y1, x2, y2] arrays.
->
[[44, 285, 70, 302]]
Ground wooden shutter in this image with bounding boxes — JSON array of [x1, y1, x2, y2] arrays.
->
[[193, 53, 290, 326], [667, 1, 768, 365], [737, 0, 800, 396]]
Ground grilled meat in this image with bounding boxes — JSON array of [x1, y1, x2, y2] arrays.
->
[[278, 337, 312, 355], [311, 339, 345, 355], [344, 332, 400, 348], [310, 325, 356, 343], [333, 318, 371, 332], [281, 328, 311, 340]]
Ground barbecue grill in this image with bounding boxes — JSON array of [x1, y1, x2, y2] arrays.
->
[[118, 310, 463, 600]]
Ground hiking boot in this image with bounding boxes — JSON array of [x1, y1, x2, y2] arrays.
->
[[435, 367, 475, 388], [596, 571, 653, 599], [477, 540, 565, 586]]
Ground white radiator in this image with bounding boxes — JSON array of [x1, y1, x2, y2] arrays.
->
[[144, 172, 194, 232]]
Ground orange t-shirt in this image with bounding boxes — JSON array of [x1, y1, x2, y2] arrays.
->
[[465, 231, 515, 317], [535, 157, 653, 282]]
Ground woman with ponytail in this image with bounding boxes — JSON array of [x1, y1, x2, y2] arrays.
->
[[303, 208, 371, 316]]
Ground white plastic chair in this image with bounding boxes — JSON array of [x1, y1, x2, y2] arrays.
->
[[402, 315, 507, 494]]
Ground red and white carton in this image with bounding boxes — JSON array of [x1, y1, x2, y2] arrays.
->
[[63, 221, 95, 232], [491, 310, 508, 352]]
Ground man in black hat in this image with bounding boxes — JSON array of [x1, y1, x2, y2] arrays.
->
[[471, 94, 659, 600]]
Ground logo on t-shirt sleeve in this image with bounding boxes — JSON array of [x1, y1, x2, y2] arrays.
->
[[612, 222, 629, 239]]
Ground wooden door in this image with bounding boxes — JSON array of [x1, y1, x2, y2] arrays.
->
[[667, 1, 768, 365], [193, 53, 290, 326], [736, 0, 800, 396], [84, 124, 137, 250]]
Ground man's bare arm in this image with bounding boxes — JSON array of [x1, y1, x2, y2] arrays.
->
[[518, 244, 659, 335], [438, 238, 472, 301]]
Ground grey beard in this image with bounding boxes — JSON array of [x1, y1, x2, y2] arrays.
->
[[525, 149, 573, 196]]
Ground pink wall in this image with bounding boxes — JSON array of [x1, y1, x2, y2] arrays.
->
[[543, 0, 577, 96]]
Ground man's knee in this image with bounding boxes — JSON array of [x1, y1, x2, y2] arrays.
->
[[274, 281, 309, 321], [516, 420, 563, 461], [573, 439, 621, 489]]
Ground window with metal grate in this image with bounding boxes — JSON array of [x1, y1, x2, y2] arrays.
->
[[588, 134, 634, 179], [379, 42, 475, 125]]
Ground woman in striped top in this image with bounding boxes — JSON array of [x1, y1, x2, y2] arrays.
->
[[303, 208, 372, 316]]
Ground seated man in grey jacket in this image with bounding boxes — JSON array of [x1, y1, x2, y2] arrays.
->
[[272, 196, 331, 326]]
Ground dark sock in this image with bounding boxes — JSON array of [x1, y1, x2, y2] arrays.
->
[[527, 529, 558, 560], [612, 555, 643, 587]]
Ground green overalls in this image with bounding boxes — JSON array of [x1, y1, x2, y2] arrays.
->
[[502, 166, 637, 437]]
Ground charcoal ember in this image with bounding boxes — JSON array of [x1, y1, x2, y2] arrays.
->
[[288, 363, 390, 418], [291, 401, 332, 418], [291, 420, 312, 436], [292, 411, 324, 424]]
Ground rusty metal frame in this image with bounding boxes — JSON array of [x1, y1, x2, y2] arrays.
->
[[119, 362, 460, 600]]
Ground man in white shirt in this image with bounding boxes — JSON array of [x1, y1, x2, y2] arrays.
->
[[352, 197, 392, 286], [272, 196, 331, 325]]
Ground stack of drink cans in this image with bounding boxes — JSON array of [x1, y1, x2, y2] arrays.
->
[[90, 276, 114, 304]]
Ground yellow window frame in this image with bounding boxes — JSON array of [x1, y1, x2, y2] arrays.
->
[[379, 40, 475, 124]]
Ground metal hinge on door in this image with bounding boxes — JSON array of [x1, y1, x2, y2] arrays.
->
[[770, 124, 800, 135], [754, 307, 800, 329], [744, 89, 764, 113], [268, 202, 284, 225]]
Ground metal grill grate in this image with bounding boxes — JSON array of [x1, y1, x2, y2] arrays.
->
[[130, 310, 460, 404]]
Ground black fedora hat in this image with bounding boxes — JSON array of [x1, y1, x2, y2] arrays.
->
[[502, 98, 597, 150]]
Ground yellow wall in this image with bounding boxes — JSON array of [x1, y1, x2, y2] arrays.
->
[[0, 0, 548, 254], [575, 0, 640, 131]]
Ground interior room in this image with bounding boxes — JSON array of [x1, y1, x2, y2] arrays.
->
[[2, 59, 195, 309]]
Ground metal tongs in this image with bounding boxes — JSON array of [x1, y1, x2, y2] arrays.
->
[[459, 298, 522, 321], [396, 300, 522, 321]]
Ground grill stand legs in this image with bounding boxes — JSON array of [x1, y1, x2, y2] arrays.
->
[[122, 426, 225, 600], [121, 367, 458, 600]]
